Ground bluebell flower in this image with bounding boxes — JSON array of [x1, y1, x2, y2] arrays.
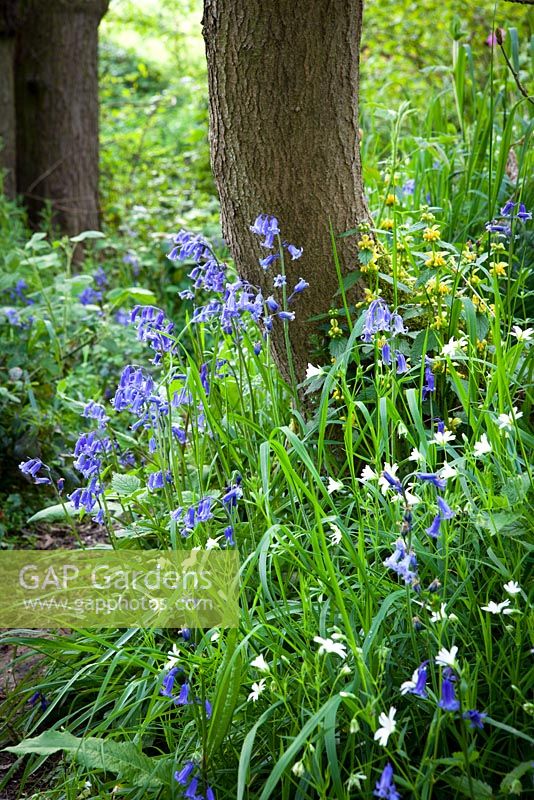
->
[[82, 400, 109, 429], [253, 342, 262, 355], [391, 314, 406, 335], [19, 458, 51, 485], [259, 253, 279, 269], [402, 178, 415, 196], [147, 471, 165, 491], [78, 286, 102, 306], [174, 682, 190, 706], [463, 709, 487, 729], [438, 675, 460, 712], [168, 230, 211, 263], [402, 661, 428, 698], [222, 485, 243, 508], [278, 310, 295, 321], [500, 200, 515, 217], [395, 351, 408, 374], [422, 366, 435, 399], [250, 214, 280, 249], [436, 496, 454, 519], [115, 308, 130, 325], [434, 417, 445, 434], [383, 471, 404, 495], [73, 431, 111, 478], [517, 202, 532, 222], [426, 514, 442, 538], [286, 244, 303, 260], [175, 761, 196, 786], [290, 277, 309, 295], [374, 763, 401, 799], [382, 342, 392, 366], [204, 698, 212, 718], [29, 691, 48, 711], [68, 477, 103, 514], [92, 509, 105, 525], [485, 221, 511, 236], [417, 472, 447, 490], [123, 250, 140, 276], [179, 628, 191, 641], [161, 667, 180, 698], [93, 266, 108, 289], [197, 497, 214, 522], [130, 305, 176, 363], [4, 308, 22, 326], [57, 478, 65, 494], [384, 539, 418, 586], [265, 295, 280, 312], [184, 778, 199, 799], [273, 274, 286, 287], [224, 525, 235, 545]]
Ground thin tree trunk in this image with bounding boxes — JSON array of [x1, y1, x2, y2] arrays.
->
[[0, 1, 19, 199], [202, 0, 370, 383], [15, 0, 109, 235]]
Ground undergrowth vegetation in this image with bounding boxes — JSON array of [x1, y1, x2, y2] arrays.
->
[[0, 1, 532, 799]]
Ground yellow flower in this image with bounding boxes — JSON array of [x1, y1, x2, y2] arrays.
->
[[425, 253, 446, 268], [382, 218, 394, 231], [490, 241, 505, 253], [328, 318, 343, 338], [469, 271, 481, 285], [385, 193, 397, 206], [423, 225, 441, 243], [431, 313, 448, 330], [462, 249, 476, 263], [364, 288, 380, 303], [357, 234, 374, 251], [490, 261, 507, 277], [421, 211, 436, 223], [476, 339, 487, 352]]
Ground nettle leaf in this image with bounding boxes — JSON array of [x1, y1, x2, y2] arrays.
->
[[111, 472, 142, 497], [411, 329, 438, 361], [5, 731, 170, 788], [357, 248, 374, 266], [329, 338, 348, 359]]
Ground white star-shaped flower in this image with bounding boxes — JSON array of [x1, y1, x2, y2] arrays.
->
[[497, 408, 523, 431], [327, 477, 344, 494], [438, 462, 458, 480], [164, 643, 181, 670], [314, 636, 347, 659], [473, 433, 492, 457], [429, 430, 456, 446], [435, 645, 459, 668], [503, 580, 521, 595], [441, 336, 468, 359], [250, 653, 270, 672], [205, 536, 221, 550], [360, 464, 378, 482], [400, 667, 420, 695], [248, 679, 266, 702], [378, 462, 400, 494], [511, 325, 533, 343], [373, 707, 397, 747], [408, 447, 425, 463], [481, 599, 513, 615], [306, 364, 324, 380], [329, 523, 343, 545]]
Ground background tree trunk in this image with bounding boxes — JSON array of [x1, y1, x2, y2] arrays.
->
[[15, 0, 109, 235], [0, 1, 19, 199], [202, 0, 370, 383]]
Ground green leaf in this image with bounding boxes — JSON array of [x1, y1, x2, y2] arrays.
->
[[69, 230, 106, 243], [27, 503, 76, 524], [442, 774, 493, 798], [206, 630, 243, 759], [107, 287, 157, 307], [5, 731, 169, 789], [111, 473, 142, 497]]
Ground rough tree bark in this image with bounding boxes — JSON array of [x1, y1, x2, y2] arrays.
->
[[0, 1, 19, 199], [202, 0, 370, 383], [15, 0, 109, 235]]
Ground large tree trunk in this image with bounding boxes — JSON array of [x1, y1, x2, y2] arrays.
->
[[202, 0, 370, 383], [15, 0, 109, 235], [0, 1, 19, 199]]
